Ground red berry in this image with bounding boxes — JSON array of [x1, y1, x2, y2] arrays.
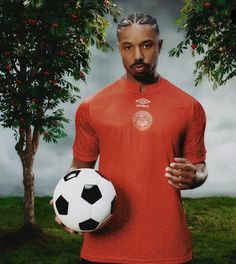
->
[[103, 0, 109, 5], [50, 80, 57, 85], [58, 50, 66, 56], [43, 71, 50, 76], [5, 64, 11, 71], [52, 23, 59, 28], [203, 2, 211, 8], [4, 51, 11, 57], [31, 70, 37, 77], [191, 44, 198, 50], [27, 18, 38, 25], [79, 71, 85, 78], [16, 80, 22, 84], [70, 14, 78, 21]]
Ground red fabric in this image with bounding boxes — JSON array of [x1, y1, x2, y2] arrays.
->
[[73, 76, 206, 264]]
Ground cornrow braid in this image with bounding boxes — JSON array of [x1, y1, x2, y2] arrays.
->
[[117, 12, 160, 36]]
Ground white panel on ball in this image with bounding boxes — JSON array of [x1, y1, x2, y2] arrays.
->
[[66, 198, 92, 231], [91, 199, 112, 223], [54, 174, 83, 202], [98, 179, 116, 201], [78, 169, 101, 185]]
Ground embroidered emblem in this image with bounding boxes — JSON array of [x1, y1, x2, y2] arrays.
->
[[132, 111, 153, 131], [136, 98, 151, 108], [135, 98, 151, 105]]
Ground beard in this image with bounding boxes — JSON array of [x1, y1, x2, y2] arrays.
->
[[129, 60, 158, 84], [133, 71, 157, 84]]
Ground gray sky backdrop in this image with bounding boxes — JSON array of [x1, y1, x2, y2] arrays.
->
[[0, 0, 236, 197]]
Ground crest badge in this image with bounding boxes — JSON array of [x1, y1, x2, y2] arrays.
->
[[132, 111, 153, 131]]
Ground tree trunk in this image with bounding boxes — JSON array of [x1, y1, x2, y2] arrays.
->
[[15, 126, 40, 226], [22, 156, 35, 225]]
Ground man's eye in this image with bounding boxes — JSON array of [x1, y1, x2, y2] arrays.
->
[[124, 45, 131, 50], [143, 43, 152, 49]]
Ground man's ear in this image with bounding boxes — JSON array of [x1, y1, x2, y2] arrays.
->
[[158, 39, 163, 53]]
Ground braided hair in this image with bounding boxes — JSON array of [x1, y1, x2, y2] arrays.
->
[[117, 12, 160, 36]]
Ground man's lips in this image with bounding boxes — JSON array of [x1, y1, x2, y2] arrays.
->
[[132, 64, 147, 72]]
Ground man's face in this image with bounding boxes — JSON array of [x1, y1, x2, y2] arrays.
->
[[118, 24, 162, 83]]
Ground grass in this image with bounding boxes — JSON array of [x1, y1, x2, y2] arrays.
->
[[0, 197, 82, 264], [0, 196, 236, 264], [184, 197, 236, 264]]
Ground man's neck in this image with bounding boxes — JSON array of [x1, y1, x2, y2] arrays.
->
[[124, 73, 160, 92]]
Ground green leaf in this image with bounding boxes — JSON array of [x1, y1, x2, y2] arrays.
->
[[168, 0, 235, 89]]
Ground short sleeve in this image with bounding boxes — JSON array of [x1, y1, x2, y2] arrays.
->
[[73, 101, 99, 162], [183, 101, 207, 164]]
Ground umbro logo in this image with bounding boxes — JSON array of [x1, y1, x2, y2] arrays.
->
[[136, 98, 151, 108]]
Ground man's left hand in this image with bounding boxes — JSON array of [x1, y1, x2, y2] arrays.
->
[[165, 157, 201, 190]]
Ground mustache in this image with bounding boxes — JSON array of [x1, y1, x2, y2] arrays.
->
[[130, 60, 150, 69]]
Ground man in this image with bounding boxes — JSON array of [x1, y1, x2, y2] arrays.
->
[[56, 13, 208, 264]]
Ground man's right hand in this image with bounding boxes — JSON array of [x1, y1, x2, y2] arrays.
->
[[50, 158, 96, 235], [50, 199, 81, 235]]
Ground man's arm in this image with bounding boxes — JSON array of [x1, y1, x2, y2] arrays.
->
[[164, 157, 208, 190], [68, 157, 97, 172]]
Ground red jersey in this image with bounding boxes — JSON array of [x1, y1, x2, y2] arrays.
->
[[73, 76, 207, 264]]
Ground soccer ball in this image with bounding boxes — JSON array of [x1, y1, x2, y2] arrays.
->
[[53, 168, 116, 232]]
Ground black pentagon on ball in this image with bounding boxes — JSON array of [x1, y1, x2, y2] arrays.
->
[[81, 184, 102, 204], [79, 218, 99, 231], [63, 170, 81, 182], [55, 195, 69, 215], [110, 196, 116, 214]]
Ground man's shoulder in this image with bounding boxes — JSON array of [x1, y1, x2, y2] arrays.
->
[[161, 77, 201, 104], [83, 78, 122, 105]]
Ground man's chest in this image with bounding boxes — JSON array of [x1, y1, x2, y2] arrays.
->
[[90, 95, 190, 139]]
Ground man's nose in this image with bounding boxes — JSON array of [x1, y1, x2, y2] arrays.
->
[[134, 47, 144, 61]]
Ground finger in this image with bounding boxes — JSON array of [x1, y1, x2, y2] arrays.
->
[[54, 216, 81, 235], [168, 180, 189, 190], [49, 199, 53, 205], [63, 226, 82, 235], [166, 167, 182, 176], [170, 163, 194, 172], [55, 216, 62, 225], [165, 167, 183, 177], [165, 173, 181, 184], [165, 172, 192, 185], [63, 226, 75, 234], [174, 157, 190, 164]]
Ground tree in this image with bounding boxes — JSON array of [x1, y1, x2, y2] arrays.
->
[[0, 0, 120, 229], [169, 0, 236, 89]]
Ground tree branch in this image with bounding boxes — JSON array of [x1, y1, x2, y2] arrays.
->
[[32, 126, 40, 154], [25, 127, 32, 154], [15, 128, 26, 159]]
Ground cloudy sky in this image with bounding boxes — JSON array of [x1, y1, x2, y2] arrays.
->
[[0, 0, 235, 198]]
